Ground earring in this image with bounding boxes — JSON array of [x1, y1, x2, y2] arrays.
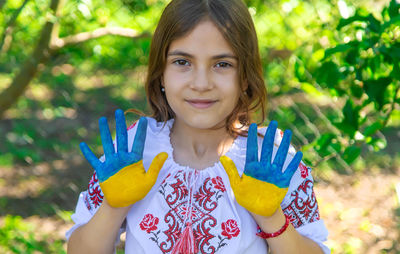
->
[[161, 87, 165, 92]]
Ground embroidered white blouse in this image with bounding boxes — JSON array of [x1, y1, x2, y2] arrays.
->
[[66, 117, 330, 254]]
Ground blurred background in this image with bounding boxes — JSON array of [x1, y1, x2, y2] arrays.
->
[[0, 0, 399, 253]]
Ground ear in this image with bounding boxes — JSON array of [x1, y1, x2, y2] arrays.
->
[[242, 79, 249, 94], [160, 76, 165, 87]]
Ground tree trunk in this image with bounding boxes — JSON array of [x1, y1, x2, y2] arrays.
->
[[0, 0, 62, 118], [0, 0, 149, 118]]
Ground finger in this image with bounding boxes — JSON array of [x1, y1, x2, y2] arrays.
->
[[80, 142, 102, 170], [220, 156, 241, 186], [99, 116, 115, 157], [282, 151, 303, 186], [146, 152, 169, 181], [273, 129, 292, 170], [245, 123, 259, 166], [115, 109, 128, 153], [260, 120, 277, 164], [131, 117, 147, 159]]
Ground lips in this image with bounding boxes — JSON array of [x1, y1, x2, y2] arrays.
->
[[185, 99, 217, 109]]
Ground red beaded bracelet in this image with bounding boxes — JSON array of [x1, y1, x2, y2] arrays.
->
[[256, 215, 290, 239]]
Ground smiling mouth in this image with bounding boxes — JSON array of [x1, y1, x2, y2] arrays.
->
[[185, 99, 217, 109]]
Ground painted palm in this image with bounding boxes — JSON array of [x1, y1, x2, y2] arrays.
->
[[220, 121, 302, 217], [80, 109, 168, 207]]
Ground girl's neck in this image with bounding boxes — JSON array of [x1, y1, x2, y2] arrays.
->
[[170, 119, 236, 170]]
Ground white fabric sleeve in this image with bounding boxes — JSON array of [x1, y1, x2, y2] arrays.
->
[[65, 173, 126, 244], [257, 126, 330, 253], [65, 191, 95, 240], [282, 163, 330, 254]]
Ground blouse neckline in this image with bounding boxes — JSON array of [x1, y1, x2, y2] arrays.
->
[[156, 117, 246, 173]]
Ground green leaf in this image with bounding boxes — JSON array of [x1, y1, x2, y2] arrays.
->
[[388, 46, 400, 59], [350, 83, 363, 98], [301, 82, 325, 98], [337, 12, 369, 30], [324, 43, 354, 59], [315, 133, 336, 157], [389, 0, 400, 19], [367, 14, 381, 33], [364, 121, 383, 136], [343, 146, 361, 164], [391, 60, 400, 80], [315, 61, 341, 88], [364, 77, 393, 110], [294, 60, 306, 82], [335, 99, 360, 138], [345, 48, 360, 65], [381, 15, 400, 30], [367, 137, 388, 151]]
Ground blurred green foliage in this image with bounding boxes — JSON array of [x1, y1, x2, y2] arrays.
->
[[1, 0, 399, 253], [311, 0, 400, 164], [0, 0, 398, 170], [0, 215, 66, 253]]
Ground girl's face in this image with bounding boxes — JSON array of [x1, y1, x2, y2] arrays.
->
[[163, 19, 241, 131]]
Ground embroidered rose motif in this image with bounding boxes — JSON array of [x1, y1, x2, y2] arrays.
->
[[140, 214, 159, 233], [299, 163, 308, 178], [212, 176, 226, 192], [221, 219, 240, 239]]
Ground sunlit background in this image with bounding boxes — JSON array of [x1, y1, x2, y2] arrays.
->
[[0, 0, 399, 253]]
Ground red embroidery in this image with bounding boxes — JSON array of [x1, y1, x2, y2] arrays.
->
[[221, 219, 240, 239], [88, 185, 103, 207], [299, 163, 309, 178], [127, 121, 137, 131], [140, 214, 160, 233], [283, 179, 320, 228], [84, 192, 91, 210], [143, 171, 239, 254], [87, 172, 103, 209], [166, 176, 189, 206], [88, 171, 98, 187], [211, 176, 226, 192]]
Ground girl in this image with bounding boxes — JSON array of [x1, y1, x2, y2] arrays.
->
[[66, 0, 329, 253]]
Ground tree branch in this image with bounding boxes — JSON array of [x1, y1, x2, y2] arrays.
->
[[0, 0, 6, 10], [0, 0, 30, 54], [50, 27, 151, 50]]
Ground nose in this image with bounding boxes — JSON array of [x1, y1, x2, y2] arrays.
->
[[190, 67, 213, 91]]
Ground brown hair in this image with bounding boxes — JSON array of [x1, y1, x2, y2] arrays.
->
[[144, 0, 266, 136]]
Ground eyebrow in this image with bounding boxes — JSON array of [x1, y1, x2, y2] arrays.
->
[[167, 50, 238, 60]]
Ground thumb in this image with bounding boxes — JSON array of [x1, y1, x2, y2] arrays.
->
[[146, 152, 169, 181], [220, 156, 241, 187]]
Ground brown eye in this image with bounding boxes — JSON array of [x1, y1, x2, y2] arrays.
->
[[173, 59, 190, 66], [215, 62, 232, 68]]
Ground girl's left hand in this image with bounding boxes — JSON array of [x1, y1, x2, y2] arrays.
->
[[220, 121, 302, 217]]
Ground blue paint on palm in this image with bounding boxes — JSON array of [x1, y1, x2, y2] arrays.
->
[[244, 121, 303, 189], [79, 109, 147, 182]]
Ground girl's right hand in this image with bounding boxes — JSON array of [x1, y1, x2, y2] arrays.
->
[[79, 109, 168, 208]]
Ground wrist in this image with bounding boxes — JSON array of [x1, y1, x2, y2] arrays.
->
[[102, 198, 132, 216], [251, 208, 287, 234]]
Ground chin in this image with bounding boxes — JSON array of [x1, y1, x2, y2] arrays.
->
[[182, 116, 227, 130]]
